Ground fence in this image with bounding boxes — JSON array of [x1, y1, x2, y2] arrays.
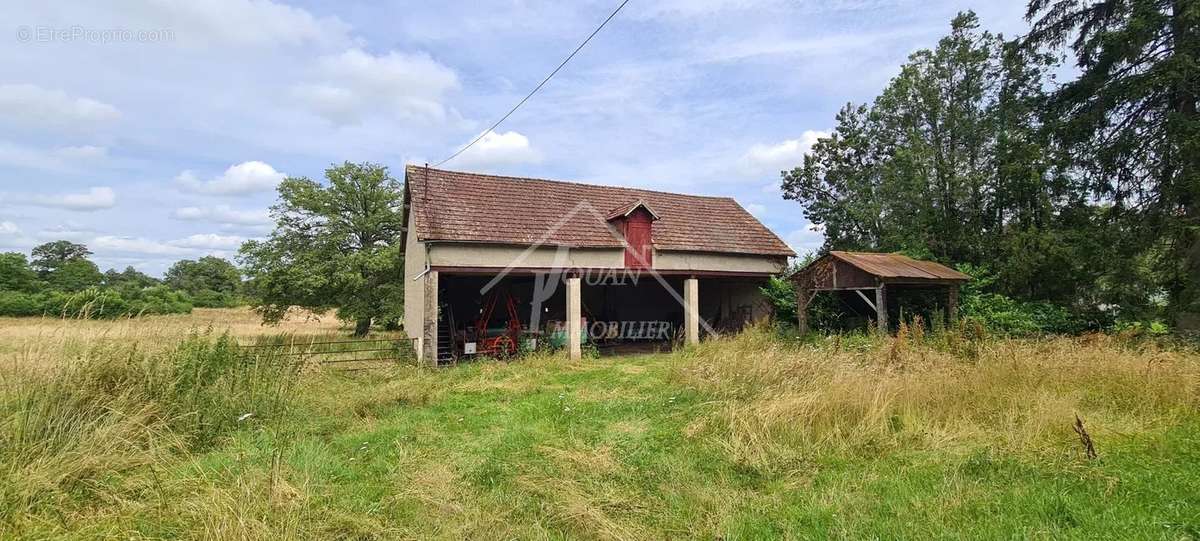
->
[[237, 336, 418, 371]]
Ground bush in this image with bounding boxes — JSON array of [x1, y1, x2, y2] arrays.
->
[[126, 285, 194, 315], [189, 289, 242, 308], [0, 291, 43, 317], [760, 275, 841, 332], [956, 263, 1095, 336], [26, 287, 193, 319]]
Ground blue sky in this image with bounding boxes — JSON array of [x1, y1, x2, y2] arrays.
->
[[0, 0, 1028, 275]]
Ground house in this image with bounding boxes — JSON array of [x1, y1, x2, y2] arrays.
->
[[401, 165, 795, 364]]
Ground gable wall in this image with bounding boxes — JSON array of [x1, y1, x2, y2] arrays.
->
[[403, 207, 426, 343]]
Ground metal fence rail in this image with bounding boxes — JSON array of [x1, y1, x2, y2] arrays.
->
[[236, 337, 417, 371]]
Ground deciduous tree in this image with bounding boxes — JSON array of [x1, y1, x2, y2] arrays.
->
[[239, 162, 405, 336]]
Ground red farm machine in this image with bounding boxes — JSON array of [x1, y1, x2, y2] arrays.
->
[[469, 291, 523, 357]]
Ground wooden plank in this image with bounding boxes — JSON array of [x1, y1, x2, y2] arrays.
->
[[875, 285, 888, 331], [854, 289, 877, 312]]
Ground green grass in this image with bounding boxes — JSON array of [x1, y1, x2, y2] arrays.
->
[[2, 328, 1199, 539]]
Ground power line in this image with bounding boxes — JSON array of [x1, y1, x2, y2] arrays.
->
[[433, 0, 631, 167]]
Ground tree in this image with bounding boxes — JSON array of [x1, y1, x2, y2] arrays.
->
[[30, 240, 91, 276], [1025, 0, 1200, 328], [782, 12, 1107, 310], [104, 266, 161, 290], [165, 257, 241, 295], [49, 258, 103, 292], [239, 162, 405, 336], [0, 252, 37, 292]]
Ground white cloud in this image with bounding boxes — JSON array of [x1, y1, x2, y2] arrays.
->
[[112, 0, 352, 48], [0, 142, 110, 172], [92, 235, 192, 256], [785, 223, 826, 255], [54, 145, 109, 160], [177, 161, 285, 195], [702, 26, 929, 63], [0, 221, 36, 250], [743, 130, 830, 175], [743, 202, 768, 219], [9, 187, 117, 211], [0, 84, 120, 129], [294, 48, 459, 124], [92, 233, 248, 256], [35, 224, 96, 242], [172, 205, 271, 226], [450, 130, 541, 170], [168, 233, 247, 250]]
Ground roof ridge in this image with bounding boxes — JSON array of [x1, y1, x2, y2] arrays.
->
[[406, 164, 736, 202]]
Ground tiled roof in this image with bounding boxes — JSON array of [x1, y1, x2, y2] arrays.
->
[[405, 165, 794, 256], [829, 251, 969, 281]]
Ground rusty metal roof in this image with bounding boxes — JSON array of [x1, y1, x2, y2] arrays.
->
[[405, 165, 795, 256], [828, 251, 970, 281]]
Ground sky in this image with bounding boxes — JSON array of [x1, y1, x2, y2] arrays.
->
[[0, 0, 1030, 276]]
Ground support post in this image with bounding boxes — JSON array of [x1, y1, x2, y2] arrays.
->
[[874, 283, 888, 333], [421, 270, 439, 366], [947, 283, 959, 324], [796, 286, 812, 335], [684, 277, 699, 345], [567, 276, 581, 360]]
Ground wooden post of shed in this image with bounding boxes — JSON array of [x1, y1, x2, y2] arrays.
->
[[796, 286, 812, 335], [874, 283, 888, 332], [947, 283, 959, 324]]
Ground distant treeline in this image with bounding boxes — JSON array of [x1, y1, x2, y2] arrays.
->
[[0, 240, 244, 319]]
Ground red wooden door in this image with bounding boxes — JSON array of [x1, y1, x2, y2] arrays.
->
[[624, 210, 653, 269]]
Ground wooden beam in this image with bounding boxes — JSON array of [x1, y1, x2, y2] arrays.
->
[[874, 284, 888, 332], [947, 284, 959, 324], [796, 286, 813, 335], [854, 289, 877, 312]]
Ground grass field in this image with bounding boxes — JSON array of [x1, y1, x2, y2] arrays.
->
[[1, 310, 1198, 539]]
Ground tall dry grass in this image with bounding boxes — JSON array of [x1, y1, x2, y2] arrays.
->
[[0, 331, 304, 532], [0, 307, 346, 367], [674, 325, 1200, 470]]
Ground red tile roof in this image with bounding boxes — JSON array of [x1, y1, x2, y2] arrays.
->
[[829, 251, 969, 281], [406, 166, 794, 256]]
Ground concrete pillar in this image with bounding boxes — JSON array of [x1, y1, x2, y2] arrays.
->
[[421, 270, 438, 366], [874, 283, 888, 333], [567, 276, 581, 360], [684, 277, 699, 345]]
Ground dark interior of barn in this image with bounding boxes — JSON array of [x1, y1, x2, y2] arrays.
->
[[437, 273, 768, 360]]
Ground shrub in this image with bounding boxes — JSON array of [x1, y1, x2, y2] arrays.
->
[[190, 288, 242, 308], [760, 275, 841, 332], [126, 285, 194, 315], [31, 286, 193, 319], [0, 291, 43, 317], [956, 263, 1095, 336]]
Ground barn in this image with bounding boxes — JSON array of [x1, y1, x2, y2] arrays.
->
[[401, 165, 795, 365]]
